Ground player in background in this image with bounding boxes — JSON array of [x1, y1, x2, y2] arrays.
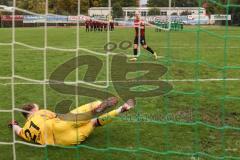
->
[[104, 22, 107, 31], [130, 11, 158, 61], [110, 21, 114, 31], [90, 20, 94, 32], [85, 20, 90, 32], [93, 21, 97, 32], [8, 97, 135, 145], [99, 22, 103, 32]]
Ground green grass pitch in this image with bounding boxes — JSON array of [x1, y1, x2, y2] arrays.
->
[[0, 26, 240, 160]]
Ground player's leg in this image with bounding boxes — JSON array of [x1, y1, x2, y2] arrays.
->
[[66, 98, 129, 145], [57, 97, 118, 126], [141, 37, 158, 60], [130, 37, 139, 61], [56, 99, 135, 145], [92, 99, 135, 127], [54, 99, 134, 145], [70, 97, 118, 115], [75, 98, 135, 144]]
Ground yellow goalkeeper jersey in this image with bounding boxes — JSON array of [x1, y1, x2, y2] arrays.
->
[[18, 109, 56, 145]]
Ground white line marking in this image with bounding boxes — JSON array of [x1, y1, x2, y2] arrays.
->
[[0, 77, 240, 86], [0, 109, 12, 112], [14, 75, 45, 83], [15, 140, 46, 148], [15, 42, 45, 50], [0, 43, 12, 46], [0, 77, 12, 80], [0, 142, 13, 145]]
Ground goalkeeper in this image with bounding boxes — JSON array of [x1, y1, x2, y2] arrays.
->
[[8, 97, 135, 146]]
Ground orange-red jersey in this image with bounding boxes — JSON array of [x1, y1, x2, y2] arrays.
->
[[134, 19, 145, 37]]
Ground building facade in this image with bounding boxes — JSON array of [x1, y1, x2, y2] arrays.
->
[[88, 7, 112, 17], [88, 7, 206, 17], [123, 7, 206, 17]]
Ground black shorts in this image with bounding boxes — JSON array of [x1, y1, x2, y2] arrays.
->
[[134, 36, 146, 45]]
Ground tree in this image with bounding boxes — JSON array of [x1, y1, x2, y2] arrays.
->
[[121, 0, 137, 7], [92, 0, 101, 7], [174, 0, 199, 7], [12, 0, 138, 15], [48, 0, 90, 15], [112, 2, 123, 18], [147, 0, 168, 7], [16, 0, 45, 13], [88, 0, 102, 7], [148, 8, 160, 16], [80, 0, 90, 14], [54, 0, 77, 15], [229, 0, 240, 25], [101, 0, 137, 7], [232, 8, 240, 25], [204, 2, 225, 15], [0, 0, 9, 6], [148, 0, 199, 7]]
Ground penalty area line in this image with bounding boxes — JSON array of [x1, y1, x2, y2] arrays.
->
[[0, 78, 240, 86]]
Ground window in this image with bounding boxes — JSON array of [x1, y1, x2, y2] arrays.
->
[[160, 11, 167, 16], [141, 11, 147, 16], [127, 11, 135, 17]]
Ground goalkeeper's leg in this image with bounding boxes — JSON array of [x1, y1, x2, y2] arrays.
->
[[71, 99, 135, 144], [70, 97, 118, 115], [57, 97, 118, 124], [92, 99, 135, 127]]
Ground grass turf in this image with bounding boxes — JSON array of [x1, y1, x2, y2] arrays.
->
[[0, 25, 240, 160]]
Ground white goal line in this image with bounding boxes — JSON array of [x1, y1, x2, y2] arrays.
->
[[1, 41, 121, 57], [0, 76, 240, 86], [0, 141, 47, 148], [1, 42, 240, 50], [1, 41, 240, 59]]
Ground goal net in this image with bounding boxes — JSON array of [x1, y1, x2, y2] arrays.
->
[[0, 0, 240, 160]]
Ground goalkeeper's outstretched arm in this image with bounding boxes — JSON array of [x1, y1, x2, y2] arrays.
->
[[8, 120, 22, 135]]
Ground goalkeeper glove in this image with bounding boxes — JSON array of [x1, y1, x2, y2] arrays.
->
[[8, 120, 19, 128]]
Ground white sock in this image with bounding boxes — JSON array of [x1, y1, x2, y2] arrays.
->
[[116, 106, 123, 114]]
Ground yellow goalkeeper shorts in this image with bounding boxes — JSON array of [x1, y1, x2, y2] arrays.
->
[[52, 101, 102, 145], [52, 118, 94, 145]]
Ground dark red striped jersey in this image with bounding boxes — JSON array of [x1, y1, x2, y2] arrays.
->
[[134, 19, 145, 37]]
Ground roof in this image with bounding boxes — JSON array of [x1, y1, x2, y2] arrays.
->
[[89, 7, 112, 10], [89, 7, 205, 10], [0, 5, 14, 12], [122, 7, 205, 10]]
